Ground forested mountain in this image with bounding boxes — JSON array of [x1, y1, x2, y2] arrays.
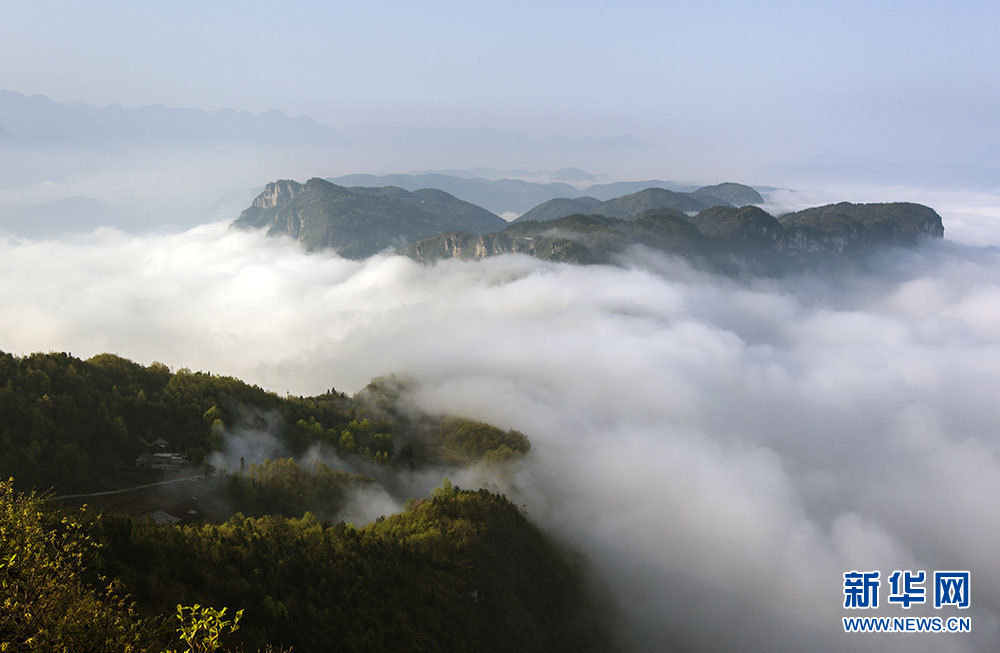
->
[[0, 350, 527, 494], [327, 173, 582, 215], [513, 184, 763, 223], [326, 171, 764, 216], [513, 196, 602, 222], [691, 182, 765, 206], [405, 202, 945, 268], [232, 178, 506, 257], [688, 205, 783, 239], [0, 350, 606, 651], [5, 478, 609, 651], [587, 187, 723, 217], [778, 201, 945, 241], [230, 177, 770, 256], [229, 177, 943, 271], [582, 180, 684, 200]]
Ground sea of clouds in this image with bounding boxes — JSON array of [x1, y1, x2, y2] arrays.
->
[[1, 188, 998, 651]]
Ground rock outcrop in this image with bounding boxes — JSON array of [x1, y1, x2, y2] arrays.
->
[[232, 178, 507, 258]]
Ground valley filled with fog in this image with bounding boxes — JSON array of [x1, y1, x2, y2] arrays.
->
[[5, 2, 1000, 649], [1, 185, 998, 651]]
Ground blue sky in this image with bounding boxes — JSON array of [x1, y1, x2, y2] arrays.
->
[[2, 0, 999, 170]]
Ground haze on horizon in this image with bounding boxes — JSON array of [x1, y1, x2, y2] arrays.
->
[[2, 0, 999, 182], [2, 3, 1000, 652]]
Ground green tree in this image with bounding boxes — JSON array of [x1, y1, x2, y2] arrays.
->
[[0, 478, 151, 651], [173, 604, 243, 653]]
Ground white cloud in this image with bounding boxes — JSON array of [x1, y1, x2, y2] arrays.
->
[[1, 203, 999, 651]]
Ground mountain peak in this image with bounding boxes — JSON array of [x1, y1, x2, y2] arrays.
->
[[233, 179, 505, 257], [252, 180, 302, 209]]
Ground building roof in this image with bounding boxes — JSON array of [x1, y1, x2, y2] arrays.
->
[[148, 509, 181, 525]]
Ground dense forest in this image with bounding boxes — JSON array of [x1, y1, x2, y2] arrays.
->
[[0, 353, 608, 651], [3, 478, 610, 651], [0, 349, 347, 492], [0, 350, 528, 494], [0, 350, 604, 650]]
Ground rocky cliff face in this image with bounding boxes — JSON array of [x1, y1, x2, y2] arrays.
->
[[405, 230, 604, 265], [231, 178, 506, 258], [407, 232, 519, 261], [252, 180, 301, 209], [233, 177, 945, 271]]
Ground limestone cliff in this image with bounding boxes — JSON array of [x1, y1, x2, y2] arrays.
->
[[232, 178, 506, 258]]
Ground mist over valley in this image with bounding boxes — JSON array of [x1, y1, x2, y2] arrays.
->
[[3, 2, 1000, 649], [2, 176, 999, 649]]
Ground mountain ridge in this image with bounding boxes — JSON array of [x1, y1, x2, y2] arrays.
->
[[0, 89, 342, 146], [513, 183, 764, 223], [233, 178, 942, 268], [404, 202, 945, 269], [328, 172, 765, 217]]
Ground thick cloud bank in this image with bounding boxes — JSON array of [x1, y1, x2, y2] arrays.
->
[[1, 211, 999, 651]]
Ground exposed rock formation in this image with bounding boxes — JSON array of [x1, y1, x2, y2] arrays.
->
[[233, 178, 506, 258]]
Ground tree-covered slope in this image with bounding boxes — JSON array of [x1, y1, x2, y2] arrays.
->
[[593, 187, 723, 217], [86, 485, 609, 652], [512, 186, 732, 224], [688, 205, 783, 240], [0, 349, 609, 650], [3, 477, 611, 652], [691, 182, 764, 206], [513, 196, 602, 223], [779, 201, 945, 243], [405, 202, 945, 268], [0, 350, 528, 494]]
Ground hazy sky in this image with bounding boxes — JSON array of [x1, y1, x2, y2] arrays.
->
[[3, 0, 999, 171]]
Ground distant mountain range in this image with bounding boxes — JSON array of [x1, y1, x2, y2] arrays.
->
[[513, 184, 764, 223], [513, 197, 603, 222], [326, 174, 764, 216], [0, 89, 342, 146], [0, 89, 671, 233], [426, 167, 598, 184], [327, 173, 581, 216], [234, 178, 941, 269]]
